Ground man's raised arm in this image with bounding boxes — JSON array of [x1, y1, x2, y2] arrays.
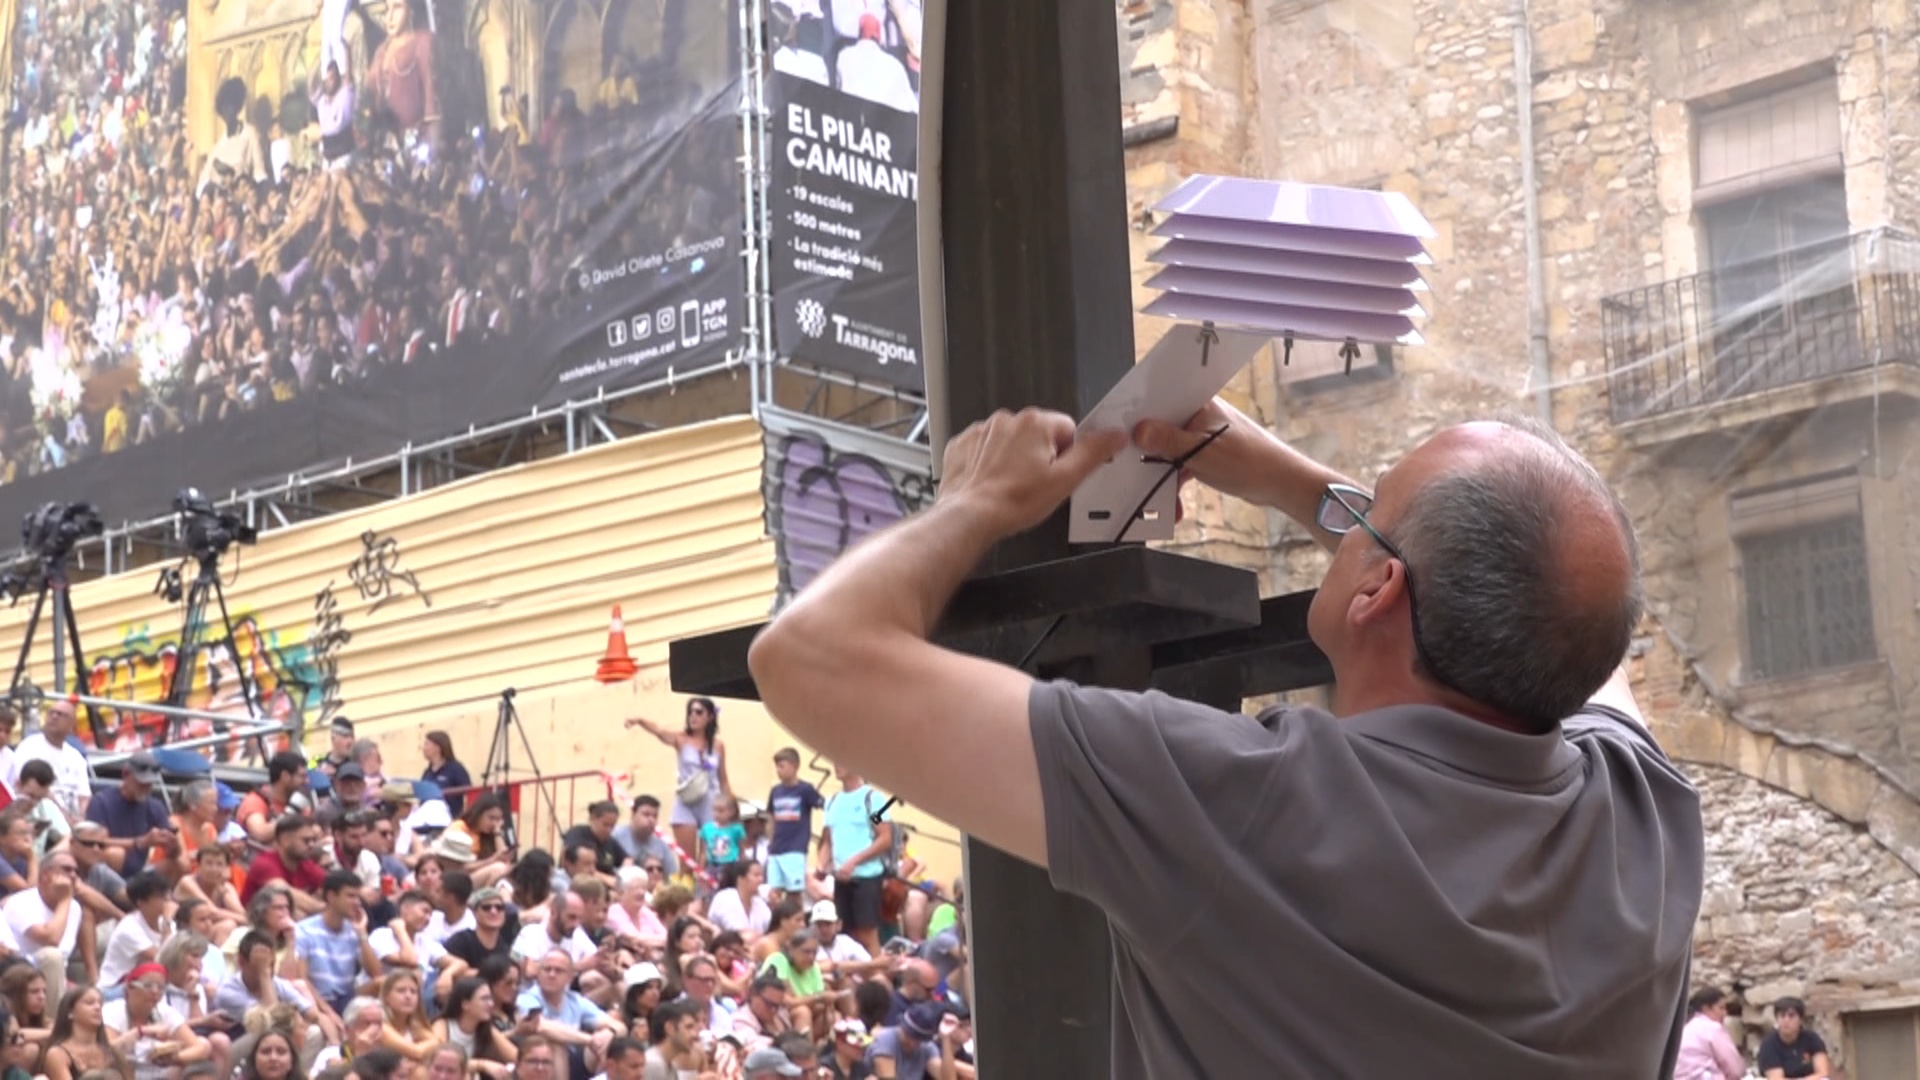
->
[[748, 411, 1123, 870], [1134, 398, 1357, 555]]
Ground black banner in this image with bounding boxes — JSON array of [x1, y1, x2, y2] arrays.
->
[[768, 57, 925, 392], [0, 0, 743, 526]]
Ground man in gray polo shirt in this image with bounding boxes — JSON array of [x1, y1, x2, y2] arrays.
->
[[748, 400, 1705, 1077]]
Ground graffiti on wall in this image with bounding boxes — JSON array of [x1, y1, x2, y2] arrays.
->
[[349, 530, 434, 615], [309, 584, 354, 730], [765, 430, 935, 600], [312, 527, 430, 727], [71, 527, 432, 759], [85, 617, 317, 760]]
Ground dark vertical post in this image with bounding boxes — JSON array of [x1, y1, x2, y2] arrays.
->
[[937, 0, 1136, 1073]]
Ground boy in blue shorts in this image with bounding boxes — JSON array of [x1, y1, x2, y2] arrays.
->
[[766, 747, 824, 900]]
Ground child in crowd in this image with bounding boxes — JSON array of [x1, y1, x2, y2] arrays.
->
[[697, 795, 746, 879], [765, 748, 824, 902]]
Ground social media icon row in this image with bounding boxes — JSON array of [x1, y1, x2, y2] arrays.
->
[[606, 301, 704, 348]]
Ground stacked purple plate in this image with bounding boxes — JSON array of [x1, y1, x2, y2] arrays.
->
[[1143, 176, 1434, 350]]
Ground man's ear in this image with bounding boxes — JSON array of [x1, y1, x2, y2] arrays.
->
[[1346, 556, 1409, 629]]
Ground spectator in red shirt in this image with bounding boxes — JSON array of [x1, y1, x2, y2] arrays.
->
[[238, 753, 309, 846], [243, 814, 326, 916]]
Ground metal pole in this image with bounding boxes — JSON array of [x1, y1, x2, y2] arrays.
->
[[49, 578, 66, 695], [69, 693, 283, 723], [10, 584, 48, 695]]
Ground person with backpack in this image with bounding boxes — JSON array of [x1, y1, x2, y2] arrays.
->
[[817, 764, 893, 956]]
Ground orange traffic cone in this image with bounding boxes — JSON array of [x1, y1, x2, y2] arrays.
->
[[595, 605, 639, 683]]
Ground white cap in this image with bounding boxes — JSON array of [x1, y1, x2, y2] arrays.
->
[[219, 821, 248, 844], [737, 798, 766, 819], [406, 799, 453, 832], [809, 899, 838, 923], [623, 962, 664, 989]]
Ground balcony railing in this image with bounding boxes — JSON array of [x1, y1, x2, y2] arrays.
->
[[1601, 229, 1920, 424]]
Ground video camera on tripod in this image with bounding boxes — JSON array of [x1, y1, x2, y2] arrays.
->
[[156, 489, 256, 604], [175, 488, 257, 556], [0, 502, 104, 604], [4, 501, 106, 718], [150, 486, 267, 739]]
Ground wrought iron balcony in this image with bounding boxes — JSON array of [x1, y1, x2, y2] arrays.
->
[[1601, 229, 1920, 426]]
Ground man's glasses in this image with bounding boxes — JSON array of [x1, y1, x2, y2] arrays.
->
[[476, 903, 506, 913], [642, 863, 662, 872], [1315, 483, 1456, 697], [74, 839, 104, 850]]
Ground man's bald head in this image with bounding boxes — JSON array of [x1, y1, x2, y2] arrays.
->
[[1385, 417, 1642, 731]]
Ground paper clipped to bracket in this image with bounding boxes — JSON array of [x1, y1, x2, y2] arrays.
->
[[1069, 326, 1267, 544]]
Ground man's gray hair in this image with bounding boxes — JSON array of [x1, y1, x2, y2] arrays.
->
[[351, 739, 380, 762], [1393, 417, 1644, 733], [342, 996, 384, 1027], [180, 780, 215, 814]]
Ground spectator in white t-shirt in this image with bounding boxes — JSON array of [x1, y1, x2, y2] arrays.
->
[[421, 871, 475, 954], [100, 872, 174, 990], [371, 890, 447, 978], [3, 848, 94, 1000], [808, 900, 888, 984], [512, 890, 596, 972], [103, 963, 214, 1080], [7, 700, 91, 819]]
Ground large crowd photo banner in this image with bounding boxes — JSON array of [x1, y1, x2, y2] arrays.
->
[[0, 0, 746, 525], [767, 0, 926, 393]]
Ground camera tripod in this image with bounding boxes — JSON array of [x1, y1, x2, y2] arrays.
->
[[6, 549, 105, 741], [157, 548, 269, 760], [482, 688, 559, 853]]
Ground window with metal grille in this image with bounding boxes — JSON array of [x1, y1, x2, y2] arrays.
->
[[1741, 512, 1876, 680]]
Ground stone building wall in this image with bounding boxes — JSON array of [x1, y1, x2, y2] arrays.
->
[[1117, 0, 1920, 1053], [1690, 762, 1920, 1054]]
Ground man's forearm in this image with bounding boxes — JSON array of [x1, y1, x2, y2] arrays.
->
[[1246, 433, 1355, 555], [794, 501, 994, 641], [752, 501, 997, 721]]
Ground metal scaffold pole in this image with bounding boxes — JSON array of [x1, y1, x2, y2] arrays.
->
[[739, 0, 776, 419]]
